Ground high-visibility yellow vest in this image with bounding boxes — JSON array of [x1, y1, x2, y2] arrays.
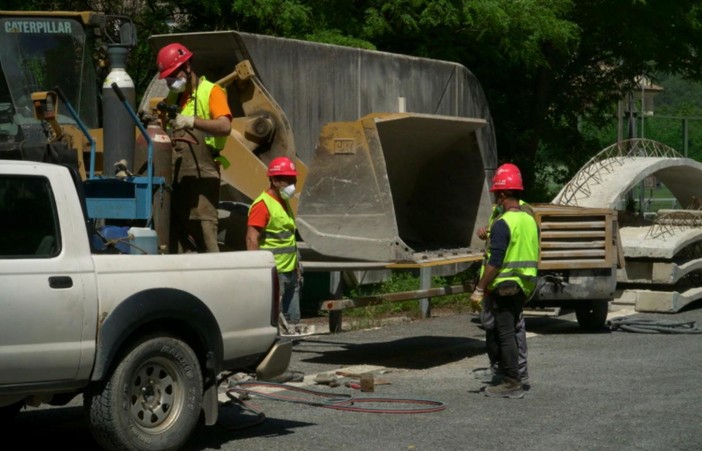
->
[[485, 210, 539, 296], [168, 76, 227, 151], [250, 192, 298, 272]]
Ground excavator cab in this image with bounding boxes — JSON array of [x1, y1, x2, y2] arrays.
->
[[0, 11, 135, 172]]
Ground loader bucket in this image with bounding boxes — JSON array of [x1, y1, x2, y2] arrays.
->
[[297, 113, 494, 262]]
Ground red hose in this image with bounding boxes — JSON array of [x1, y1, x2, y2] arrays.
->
[[227, 380, 446, 414]]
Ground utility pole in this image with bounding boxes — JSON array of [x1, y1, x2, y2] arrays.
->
[[625, 91, 637, 214]]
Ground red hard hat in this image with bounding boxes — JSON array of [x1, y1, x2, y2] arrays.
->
[[490, 163, 523, 192], [156, 43, 193, 79], [267, 157, 297, 177]]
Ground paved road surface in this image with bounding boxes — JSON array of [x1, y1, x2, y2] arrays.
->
[[7, 304, 702, 450]]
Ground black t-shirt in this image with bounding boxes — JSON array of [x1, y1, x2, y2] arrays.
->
[[487, 219, 510, 268]]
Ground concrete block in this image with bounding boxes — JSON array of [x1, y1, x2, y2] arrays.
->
[[611, 289, 637, 306], [632, 287, 702, 313]]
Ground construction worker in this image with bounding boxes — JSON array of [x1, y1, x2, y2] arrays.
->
[[246, 157, 304, 333], [473, 199, 532, 387], [470, 163, 539, 399], [156, 42, 232, 253]]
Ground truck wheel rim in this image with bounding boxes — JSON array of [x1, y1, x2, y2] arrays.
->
[[129, 356, 184, 431]]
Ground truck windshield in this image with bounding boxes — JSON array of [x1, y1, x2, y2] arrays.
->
[[0, 17, 99, 131]]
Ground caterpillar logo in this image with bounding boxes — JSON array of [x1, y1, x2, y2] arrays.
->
[[3, 20, 73, 34]]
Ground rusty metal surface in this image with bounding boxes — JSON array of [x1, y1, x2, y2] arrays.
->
[[297, 113, 491, 262]]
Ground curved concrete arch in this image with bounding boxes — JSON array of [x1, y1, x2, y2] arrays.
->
[[620, 227, 702, 259], [670, 259, 702, 284], [619, 257, 702, 285], [555, 157, 702, 209], [553, 139, 702, 209]]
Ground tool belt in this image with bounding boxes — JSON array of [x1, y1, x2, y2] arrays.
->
[[494, 281, 522, 297]]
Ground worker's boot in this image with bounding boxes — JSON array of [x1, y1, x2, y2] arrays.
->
[[484, 376, 525, 399], [520, 370, 530, 389], [472, 366, 503, 385]]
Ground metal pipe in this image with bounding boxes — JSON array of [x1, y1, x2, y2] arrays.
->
[[110, 82, 154, 220], [54, 86, 96, 178]]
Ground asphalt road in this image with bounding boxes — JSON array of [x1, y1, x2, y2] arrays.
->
[[7, 304, 702, 451]]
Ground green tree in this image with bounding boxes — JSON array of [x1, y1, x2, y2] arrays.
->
[[9, 0, 702, 198]]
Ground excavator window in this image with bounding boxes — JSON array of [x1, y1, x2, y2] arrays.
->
[[0, 17, 99, 129]]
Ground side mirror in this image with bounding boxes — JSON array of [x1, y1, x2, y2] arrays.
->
[[31, 91, 59, 121]]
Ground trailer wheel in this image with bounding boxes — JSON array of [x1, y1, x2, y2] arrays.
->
[[84, 336, 203, 450], [575, 299, 609, 331]]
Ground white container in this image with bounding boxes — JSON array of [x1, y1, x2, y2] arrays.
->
[[128, 227, 159, 255]]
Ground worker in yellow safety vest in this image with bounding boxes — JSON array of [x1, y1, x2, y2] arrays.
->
[[472, 198, 533, 387], [246, 157, 304, 333], [156, 42, 232, 253], [470, 163, 539, 399]]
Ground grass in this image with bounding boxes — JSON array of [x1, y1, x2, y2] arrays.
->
[[339, 266, 480, 325]]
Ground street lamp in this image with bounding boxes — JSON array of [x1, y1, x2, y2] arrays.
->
[[617, 76, 664, 217], [617, 76, 663, 142]]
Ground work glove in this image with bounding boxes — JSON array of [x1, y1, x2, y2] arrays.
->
[[170, 113, 195, 130], [476, 226, 488, 240], [469, 288, 484, 313]]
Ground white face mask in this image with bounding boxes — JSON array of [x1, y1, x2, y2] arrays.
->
[[167, 76, 187, 93], [280, 184, 296, 200]]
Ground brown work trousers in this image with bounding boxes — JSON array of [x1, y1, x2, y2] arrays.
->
[[171, 128, 220, 253]]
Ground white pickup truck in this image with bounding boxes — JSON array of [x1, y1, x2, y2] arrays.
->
[[0, 160, 292, 450]]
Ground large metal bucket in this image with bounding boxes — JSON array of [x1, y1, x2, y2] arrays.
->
[[297, 113, 494, 262]]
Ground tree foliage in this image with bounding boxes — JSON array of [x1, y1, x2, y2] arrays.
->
[[10, 0, 702, 199]]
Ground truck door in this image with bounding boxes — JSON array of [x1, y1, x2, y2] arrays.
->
[[0, 172, 94, 383]]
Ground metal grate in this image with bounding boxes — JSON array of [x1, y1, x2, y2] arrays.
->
[[533, 205, 616, 270]]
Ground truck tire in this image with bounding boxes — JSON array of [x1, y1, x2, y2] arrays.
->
[[575, 299, 609, 331], [84, 336, 203, 450]]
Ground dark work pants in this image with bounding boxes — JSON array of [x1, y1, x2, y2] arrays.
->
[[484, 292, 524, 381], [482, 296, 528, 378]]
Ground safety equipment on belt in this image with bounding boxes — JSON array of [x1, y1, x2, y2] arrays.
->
[[469, 288, 484, 313], [170, 113, 195, 130], [280, 183, 296, 200], [267, 156, 298, 177], [490, 163, 524, 192], [157, 43, 193, 79]]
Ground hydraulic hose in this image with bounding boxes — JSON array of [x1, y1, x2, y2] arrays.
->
[[608, 317, 702, 334], [226, 380, 446, 415]]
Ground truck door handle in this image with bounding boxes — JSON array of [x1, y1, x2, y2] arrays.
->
[[49, 276, 73, 289]]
